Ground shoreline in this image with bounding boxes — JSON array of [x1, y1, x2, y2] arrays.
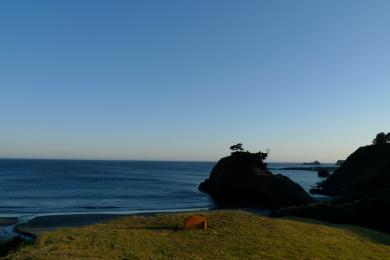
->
[[14, 213, 139, 238], [5, 210, 390, 259], [0, 208, 213, 240], [0, 217, 19, 241], [1, 207, 271, 240]]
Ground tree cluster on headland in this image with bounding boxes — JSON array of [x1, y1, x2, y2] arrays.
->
[[372, 132, 390, 145]]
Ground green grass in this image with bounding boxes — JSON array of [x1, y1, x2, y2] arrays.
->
[[5, 210, 390, 259]]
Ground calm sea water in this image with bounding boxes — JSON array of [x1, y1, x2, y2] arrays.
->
[[0, 159, 332, 217]]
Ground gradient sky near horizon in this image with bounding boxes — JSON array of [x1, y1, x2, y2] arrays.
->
[[1, 0, 389, 162]]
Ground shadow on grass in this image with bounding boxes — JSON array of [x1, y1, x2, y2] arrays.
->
[[0, 236, 33, 257], [283, 216, 390, 246], [142, 226, 181, 231], [126, 225, 210, 231]]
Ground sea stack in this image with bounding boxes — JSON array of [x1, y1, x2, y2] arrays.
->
[[199, 150, 314, 209]]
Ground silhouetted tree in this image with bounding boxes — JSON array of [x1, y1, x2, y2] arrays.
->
[[256, 150, 268, 161], [230, 143, 244, 152], [373, 132, 388, 145]]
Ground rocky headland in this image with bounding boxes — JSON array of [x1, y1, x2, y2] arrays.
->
[[275, 142, 390, 233], [313, 143, 390, 196]]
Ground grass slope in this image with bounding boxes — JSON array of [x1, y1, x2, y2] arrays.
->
[[6, 210, 390, 259]]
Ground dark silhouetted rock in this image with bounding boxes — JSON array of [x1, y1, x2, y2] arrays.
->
[[279, 143, 390, 233], [335, 160, 345, 166], [316, 144, 390, 196], [199, 152, 314, 209], [303, 160, 321, 165], [317, 169, 330, 178]]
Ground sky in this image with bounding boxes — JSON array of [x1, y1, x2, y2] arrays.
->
[[0, 0, 389, 162]]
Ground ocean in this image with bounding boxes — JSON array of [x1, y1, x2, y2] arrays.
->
[[0, 159, 332, 218]]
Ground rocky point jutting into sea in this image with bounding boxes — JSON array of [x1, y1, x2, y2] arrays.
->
[[275, 140, 390, 234]]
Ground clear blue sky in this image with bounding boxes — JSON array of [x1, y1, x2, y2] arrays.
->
[[1, 0, 389, 162]]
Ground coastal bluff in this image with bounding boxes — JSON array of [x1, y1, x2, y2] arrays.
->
[[315, 143, 390, 196], [199, 151, 313, 209], [276, 143, 390, 233]]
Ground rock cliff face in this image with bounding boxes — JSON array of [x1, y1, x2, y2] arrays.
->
[[199, 152, 313, 209], [277, 143, 390, 233], [317, 144, 390, 196]]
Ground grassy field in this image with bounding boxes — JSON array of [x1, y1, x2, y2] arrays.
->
[[5, 210, 390, 259]]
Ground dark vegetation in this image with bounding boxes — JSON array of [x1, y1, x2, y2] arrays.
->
[[372, 132, 390, 145], [199, 144, 313, 209], [274, 190, 390, 233], [0, 236, 30, 257], [276, 132, 390, 234], [229, 143, 244, 152]]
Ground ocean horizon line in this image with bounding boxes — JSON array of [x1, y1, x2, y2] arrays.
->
[[0, 157, 336, 164]]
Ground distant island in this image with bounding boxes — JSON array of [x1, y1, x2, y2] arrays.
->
[[302, 160, 321, 165]]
